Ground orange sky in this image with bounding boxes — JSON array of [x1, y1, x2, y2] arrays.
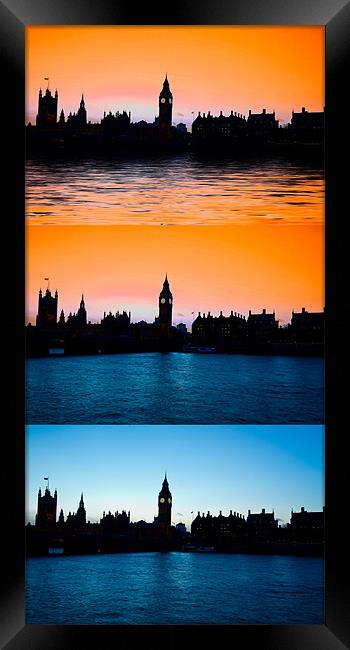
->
[[26, 26, 324, 126], [26, 224, 324, 327]]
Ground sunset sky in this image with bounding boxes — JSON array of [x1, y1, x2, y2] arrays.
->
[[26, 425, 324, 526], [26, 224, 324, 327], [26, 26, 324, 127]]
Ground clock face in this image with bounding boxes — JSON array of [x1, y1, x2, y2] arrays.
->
[[169, 98, 172, 104], [160, 97, 166, 104], [160, 298, 166, 304], [168, 498, 172, 504], [169, 299, 172, 304], [160, 497, 165, 503]]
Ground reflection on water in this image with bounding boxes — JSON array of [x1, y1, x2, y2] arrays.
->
[[26, 552, 324, 624], [26, 352, 324, 424], [26, 154, 324, 225]]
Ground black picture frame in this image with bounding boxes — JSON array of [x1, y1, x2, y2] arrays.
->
[[1, 0, 349, 648]]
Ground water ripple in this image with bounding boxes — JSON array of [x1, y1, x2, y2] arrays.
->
[[26, 154, 324, 226]]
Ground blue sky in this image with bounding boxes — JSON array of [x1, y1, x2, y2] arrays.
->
[[26, 425, 324, 529]]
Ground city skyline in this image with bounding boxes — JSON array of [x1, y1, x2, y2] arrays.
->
[[26, 26, 324, 127], [26, 225, 323, 327], [26, 425, 324, 528]]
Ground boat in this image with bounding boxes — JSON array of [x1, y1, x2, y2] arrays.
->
[[48, 546, 64, 555], [196, 347, 216, 353]]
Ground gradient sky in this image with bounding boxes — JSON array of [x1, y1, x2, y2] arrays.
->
[[26, 26, 324, 127], [26, 224, 324, 327], [26, 425, 324, 528]]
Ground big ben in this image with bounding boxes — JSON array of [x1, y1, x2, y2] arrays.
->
[[158, 274, 173, 334], [159, 74, 173, 136], [158, 474, 172, 529]]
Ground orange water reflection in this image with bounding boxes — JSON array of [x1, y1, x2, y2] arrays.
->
[[26, 156, 324, 226]]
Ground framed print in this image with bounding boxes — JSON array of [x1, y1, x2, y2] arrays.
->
[[1, 0, 349, 648]]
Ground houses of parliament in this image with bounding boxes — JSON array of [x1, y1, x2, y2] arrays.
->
[[26, 272, 324, 357], [26, 75, 324, 154], [26, 473, 324, 557]]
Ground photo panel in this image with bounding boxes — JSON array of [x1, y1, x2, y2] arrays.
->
[[26, 424, 324, 625], [26, 223, 324, 424]]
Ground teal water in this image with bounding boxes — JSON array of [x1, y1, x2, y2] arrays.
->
[[26, 552, 324, 624], [26, 352, 324, 424]]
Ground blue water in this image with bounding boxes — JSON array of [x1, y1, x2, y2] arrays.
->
[[26, 552, 324, 624], [26, 352, 324, 424]]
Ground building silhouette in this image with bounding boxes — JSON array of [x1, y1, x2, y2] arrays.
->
[[247, 309, 279, 343], [101, 109, 131, 137], [35, 485, 57, 527], [36, 85, 58, 127], [28, 476, 324, 556], [158, 274, 173, 334], [101, 310, 131, 334], [28, 278, 324, 357], [289, 506, 325, 543], [290, 307, 324, 343], [192, 110, 247, 145], [100, 509, 130, 534], [290, 107, 324, 142], [246, 508, 278, 542], [76, 493, 87, 526], [64, 294, 88, 328], [65, 94, 88, 128], [191, 509, 247, 546], [36, 286, 58, 328], [247, 108, 279, 142], [158, 74, 173, 137], [157, 474, 172, 536], [28, 75, 324, 155], [192, 310, 247, 346]]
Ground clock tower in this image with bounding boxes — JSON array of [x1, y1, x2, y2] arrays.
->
[[159, 74, 173, 137], [159, 274, 173, 334], [158, 473, 172, 528]]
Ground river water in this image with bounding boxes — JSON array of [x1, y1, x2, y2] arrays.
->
[[26, 551, 324, 624], [26, 154, 323, 225], [26, 352, 324, 424]]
